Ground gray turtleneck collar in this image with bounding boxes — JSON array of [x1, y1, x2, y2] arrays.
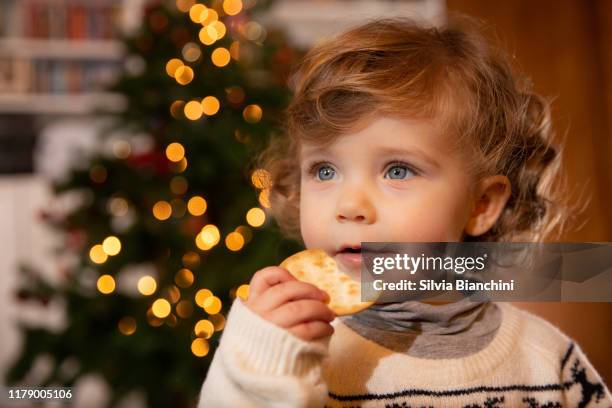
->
[[338, 299, 502, 359]]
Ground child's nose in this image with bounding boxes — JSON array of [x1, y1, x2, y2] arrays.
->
[[335, 186, 376, 224]]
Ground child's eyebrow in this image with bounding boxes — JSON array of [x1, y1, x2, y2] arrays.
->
[[375, 146, 441, 169]]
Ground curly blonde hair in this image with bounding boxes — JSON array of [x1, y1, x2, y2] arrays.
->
[[254, 14, 573, 244]]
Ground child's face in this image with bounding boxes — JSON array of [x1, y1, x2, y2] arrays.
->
[[299, 116, 477, 273]]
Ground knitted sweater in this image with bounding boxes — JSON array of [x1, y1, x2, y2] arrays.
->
[[198, 298, 612, 407]]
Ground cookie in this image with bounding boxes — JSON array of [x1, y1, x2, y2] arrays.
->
[[280, 249, 377, 316]]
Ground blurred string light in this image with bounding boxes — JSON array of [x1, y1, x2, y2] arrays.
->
[[118, 316, 137, 335], [191, 338, 209, 357], [90, 165, 107, 183], [174, 65, 194, 85], [236, 283, 249, 300], [152, 200, 172, 220], [196, 224, 220, 250], [182, 42, 202, 62], [235, 225, 252, 243], [243, 104, 262, 123], [203, 295, 222, 314], [223, 0, 243, 16], [194, 319, 214, 338], [97, 274, 115, 294], [250, 168, 271, 189], [246, 207, 265, 227], [165, 58, 184, 77], [107, 196, 128, 217], [146, 308, 164, 327], [164, 285, 181, 304], [172, 157, 188, 173], [187, 196, 207, 216], [138, 276, 157, 296], [102, 236, 121, 256], [166, 142, 185, 162], [182, 251, 200, 267], [201, 96, 220, 116], [113, 140, 131, 159], [176, 300, 194, 318], [195, 288, 213, 307], [175, 268, 194, 288], [209, 313, 226, 331], [224, 231, 244, 251], [175, 0, 196, 13], [152, 298, 171, 318], [170, 100, 185, 118], [229, 41, 240, 61], [258, 189, 270, 208], [211, 47, 230, 67], [184, 100, 203, 120]]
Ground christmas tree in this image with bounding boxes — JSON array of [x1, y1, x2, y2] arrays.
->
[[6, 1, 303, 407]]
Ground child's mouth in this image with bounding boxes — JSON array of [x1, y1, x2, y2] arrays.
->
[[335, 246, 362, 270]]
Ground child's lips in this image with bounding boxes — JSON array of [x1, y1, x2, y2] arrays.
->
[[335, 252, 362, 269]]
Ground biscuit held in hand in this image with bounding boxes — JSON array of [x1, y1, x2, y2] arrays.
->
[[280, 249, 378, 316]]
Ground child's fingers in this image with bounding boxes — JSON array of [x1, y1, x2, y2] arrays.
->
[[267, 299, 336, 329], [289, 321, 335, 341], [247, 266, 296, 300], [255, 280, 329, 313]]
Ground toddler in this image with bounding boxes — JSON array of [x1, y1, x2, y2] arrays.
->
[[198, 15, 612, 407]]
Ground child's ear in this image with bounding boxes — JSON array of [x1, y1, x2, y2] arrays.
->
[[464, 175, 512, 237]]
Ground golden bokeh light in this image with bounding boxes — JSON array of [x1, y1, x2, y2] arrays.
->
[[182, 251, 200, 267], [191, 338, 210, 357], [194, 319, 215, 338], [209, 313, 226, 331], [246, 207, 265, 227], [90, 244, 108, 264], [152, 298, 171, 318], [198, 26, 216, 46], [166, 313, 178, 328], [235, 225, 252, 243], [250, 168, 271, 189], [170, 100, 185, 118], [225, 231, 244, 251], [165, 58, 184, 77], [174, 65, 194, 85], [187, 196, 207, 216], [189, 3, 207, 23], [199, 224, 220, 247], [152, 201, 172, 220], [97, 274, 115, 294], [138, 275, 157, 296], [166, 142, 185, 162], [258, 188, 271, 208], [113, 140, 131, 159], [146, 308, 164, 327], [175, 268, 194, 288], [223, 0, 243, 15], [201, 96, 220, 116], [201, 8, 218, 25], [195, 234, 213, 251], [184, 100, 203, 120], [243, 104, 262, 123], [203, 295, 222, 314], [164, 285, 181, 304], [176, 300, 194, 319], [195, 288, 213, 307], [211, 47, 230, 67], [176, 0, 195, 12], [229, 41, 240, 61], [210, 21, 226, 40], [118, 316, 137, 335], [173, 157, 188, 173], [236, 284, 249, 301], [102, 236, 121, 256]]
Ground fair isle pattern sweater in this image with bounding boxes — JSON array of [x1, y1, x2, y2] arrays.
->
[[198, 299, 612, 408]]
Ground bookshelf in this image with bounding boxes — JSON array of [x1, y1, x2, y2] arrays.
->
[[0, 0, 143, 115]]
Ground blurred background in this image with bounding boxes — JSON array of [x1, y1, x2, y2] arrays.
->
[[0, 0, 610, 407]]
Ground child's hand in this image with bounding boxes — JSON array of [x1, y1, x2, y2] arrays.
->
[[244, 266, 336, 341]]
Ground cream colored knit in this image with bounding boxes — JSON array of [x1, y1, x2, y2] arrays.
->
[[198, 299, 612, 407]]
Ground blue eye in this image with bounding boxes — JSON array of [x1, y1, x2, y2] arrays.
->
[[316, 165, 336, 181], [385, 163, 416, 180]]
